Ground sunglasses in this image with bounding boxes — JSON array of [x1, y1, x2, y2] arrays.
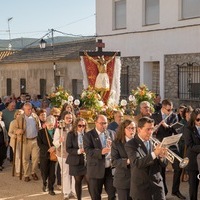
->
[[164, 107, 172, 112], [78, 124, 86, 128], [196, 118, 200, 122]]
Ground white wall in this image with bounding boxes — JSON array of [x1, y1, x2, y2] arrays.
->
[[96, 0, 200, 98]]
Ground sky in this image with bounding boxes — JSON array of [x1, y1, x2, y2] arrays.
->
[[0, 0, 96, 40]]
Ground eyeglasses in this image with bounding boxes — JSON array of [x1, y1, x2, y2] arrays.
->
[[97, 122, 108, 125], [126, 127, 136, 130], [78, 124, 86, 128], [196, 118, 200, 122], [53, 115, 59, 118]]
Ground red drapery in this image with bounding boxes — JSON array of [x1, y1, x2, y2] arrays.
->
[[83, 56, 115, 103]]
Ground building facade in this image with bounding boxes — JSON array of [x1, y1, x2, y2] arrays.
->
[[96, 0, 200, 108], [0, 39, 96, 98]]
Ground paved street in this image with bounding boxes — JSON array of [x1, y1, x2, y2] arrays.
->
[[0, 160, 196, 200]]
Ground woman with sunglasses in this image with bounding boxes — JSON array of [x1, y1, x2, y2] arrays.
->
[[66, 117, 89, 200], [53, 111, 76, 200], [111, 119, 136, 200], [183, 108, 200, 200]]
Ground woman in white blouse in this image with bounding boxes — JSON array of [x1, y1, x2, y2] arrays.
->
[[53, 110, 76, 200]]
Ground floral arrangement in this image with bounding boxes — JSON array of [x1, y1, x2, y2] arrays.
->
[[49, 86, 70, 108], [129, 84, 156, 112], [80, 86, 104, 111]]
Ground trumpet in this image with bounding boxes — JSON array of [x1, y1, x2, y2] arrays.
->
[[150, 136, 189, 168], [153, 111, 173, 132]]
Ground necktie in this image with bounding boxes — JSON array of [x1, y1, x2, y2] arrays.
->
[[144, 141, 150, 153], [99, 133, 106, 148]]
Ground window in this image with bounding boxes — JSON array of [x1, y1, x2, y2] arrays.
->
[[40, 79, 46, 98], [120, 66, 129, 98], [72, 79, 83, 98], [178, 63, 200, 99], [20, 78, 26, 94], [114, 0, 126, 29], [6, 78, 11, 96], [145, 0, 159, 25], [182, 0, 200, 19]]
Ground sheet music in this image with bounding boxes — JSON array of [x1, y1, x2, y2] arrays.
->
[[160, 133, 182, 147]]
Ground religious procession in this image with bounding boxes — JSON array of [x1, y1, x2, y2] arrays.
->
[[0, 48, 200, 200]]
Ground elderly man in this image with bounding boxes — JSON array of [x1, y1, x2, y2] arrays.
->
[[83, 114, 116, 200], [134, 101, 151, 126], [108, 110, 124, 132], [14, 102, 41, 182]]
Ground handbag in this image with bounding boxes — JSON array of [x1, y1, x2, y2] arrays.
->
[[45, 129, 57, 162]]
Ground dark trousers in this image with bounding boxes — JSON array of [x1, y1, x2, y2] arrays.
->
[[116, 188, 132, 200], [188, 170, 199, 200], [161, 148, 182, 194], [74, 175, 90, 200], [40, 157, 56, 191], [89, 168, 116, 200], [56, 162, 61, 185]]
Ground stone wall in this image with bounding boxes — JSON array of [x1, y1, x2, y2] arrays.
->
[[121, 56, 140, 94], [164, 53, 200, 109]]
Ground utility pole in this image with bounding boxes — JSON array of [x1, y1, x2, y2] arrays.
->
[[7, 17, 13, 50]]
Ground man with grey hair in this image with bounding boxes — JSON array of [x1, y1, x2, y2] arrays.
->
[[14, 102, 41, 182], [133, 101, 151, 126]]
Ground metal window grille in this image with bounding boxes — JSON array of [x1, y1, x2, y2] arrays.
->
[[120, 65, 129, 99], [20, 78, 26, 94], [40, 79, 46, 98], [6, 78, 11, 96], [178, 62, 200, 100]]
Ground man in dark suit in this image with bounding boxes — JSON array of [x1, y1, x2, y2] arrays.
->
[[151, 99, 186, 199], [125, 117, 166, 200], [83, 114, 116, 200]]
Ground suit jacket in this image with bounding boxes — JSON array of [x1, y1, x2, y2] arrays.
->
[[83, 128, 115, 179], [151, 111, 178, 141], [37, 128, 54, 159], [66, 131, 85, 168], [125, 134, 165, 200], [183, 125, 200, 171], [111, 140, 130, 189]]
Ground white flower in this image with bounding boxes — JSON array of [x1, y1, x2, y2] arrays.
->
[[61, 99, 67, 106], [55, 92, 60, 96], [81, 91, 86, 98], [146, 92, 152, 99], [128, 95, 136, 102], [120, 99, 127, 106], [68, 95, 74, 102], [74, 99, 80, 106], [98, 100, 104, 107]]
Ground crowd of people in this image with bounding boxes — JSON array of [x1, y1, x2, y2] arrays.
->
[[0, 92, 199, 200]]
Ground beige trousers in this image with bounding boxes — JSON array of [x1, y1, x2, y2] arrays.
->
[[23, 138, 39, 177]]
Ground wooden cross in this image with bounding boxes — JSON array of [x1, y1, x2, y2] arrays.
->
[[79, 39, 120, 57], [96, 39, 105, 52]]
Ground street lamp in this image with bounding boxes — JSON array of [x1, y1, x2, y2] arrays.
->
[[39, 29, 57, 91]]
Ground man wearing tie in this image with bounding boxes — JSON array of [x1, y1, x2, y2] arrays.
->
[[83, 114, 116, 200], [151, 99, 186, 199], [125, 117, 166, 200]]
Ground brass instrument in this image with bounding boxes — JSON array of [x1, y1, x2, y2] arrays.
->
[[153, 111, 173, 132], [150, 136, 189, 168]]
